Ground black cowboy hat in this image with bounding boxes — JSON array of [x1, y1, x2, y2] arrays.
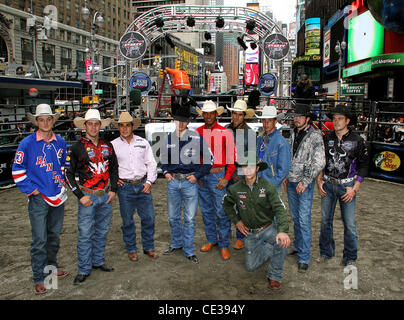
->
[[286, 103, 317, 121], [327, 104, 357, 126], [171, 100, 191, 122]]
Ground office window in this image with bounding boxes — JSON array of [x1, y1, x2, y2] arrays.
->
[[42, 43, 55, 70], [76, 50, 86, 72], [61, 47, 72, 70], [21, 39, 33, 64]]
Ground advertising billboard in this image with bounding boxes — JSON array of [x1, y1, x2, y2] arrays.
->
[[245, 41, 259, 64], [348, 10, 385, 63], [305, 18, 321, 56], [244, 64, 259, 86]]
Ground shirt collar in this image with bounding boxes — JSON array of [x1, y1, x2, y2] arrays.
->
[[36, 131, 56, 142]]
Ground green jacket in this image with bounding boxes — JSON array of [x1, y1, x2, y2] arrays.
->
[[223, 177, 289, 234]]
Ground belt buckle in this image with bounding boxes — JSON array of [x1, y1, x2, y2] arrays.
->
[[94, 189, 105, 196], [329, 177, 339, 185], [175, 174, 186, 181], [130, 180, 141, 186]]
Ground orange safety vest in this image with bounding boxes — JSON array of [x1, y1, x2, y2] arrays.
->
[[165, 68, 191, 90]]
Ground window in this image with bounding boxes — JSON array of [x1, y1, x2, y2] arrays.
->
[[76, 50, 86, 72], [61, 47, 72, 70], [42, 43, 55, 70], [21, 39, 33, 64], [103, 56, 111, 69], [66, 0, 70, 9], [20, 18, 27, 32]]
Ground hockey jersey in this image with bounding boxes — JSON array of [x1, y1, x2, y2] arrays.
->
[[12, 132, 68, 207]]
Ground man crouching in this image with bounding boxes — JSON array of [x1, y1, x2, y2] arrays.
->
[[222, 152, 290, 290]]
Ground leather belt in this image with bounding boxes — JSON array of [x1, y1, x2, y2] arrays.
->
[[173, 173, 193, 181], [79, 185, 110, 196], [121, 176, 146, 186], [323, 175, 355, 185], [210, 167, 224, 174], [249, 221, 272, 234]]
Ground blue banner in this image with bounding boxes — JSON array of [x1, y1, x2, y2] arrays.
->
[[258, 73, 277, 96], [130, 72, 151, 94]]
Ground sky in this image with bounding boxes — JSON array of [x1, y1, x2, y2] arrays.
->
[[222, 0, 296, 23]]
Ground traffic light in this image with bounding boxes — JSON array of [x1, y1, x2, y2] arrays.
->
[[175, 60, 181, 69], [159, 69, 164, 78], [334, 91, 338, 100]]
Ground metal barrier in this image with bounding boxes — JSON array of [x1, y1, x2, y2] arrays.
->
[[1, 98, 403, 185]]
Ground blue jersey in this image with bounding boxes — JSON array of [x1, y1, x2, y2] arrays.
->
[[12, 132, 67, 207]]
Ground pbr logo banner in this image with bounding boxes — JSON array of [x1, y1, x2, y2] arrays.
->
[[119, 32, 147, 60], [259, 73, 277, 96], [130, 72, 151, 94], [263, 33, 290, 61]]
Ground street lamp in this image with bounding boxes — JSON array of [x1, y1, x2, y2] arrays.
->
[[82, 0, 104, 107], [335, 39, 346, 100]]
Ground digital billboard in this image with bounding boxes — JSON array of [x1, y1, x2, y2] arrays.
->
[[305, 18, 321, 56], [348, 10, 385, 63]]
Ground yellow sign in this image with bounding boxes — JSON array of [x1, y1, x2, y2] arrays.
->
[[374, 151, 401, 172], [174, 47, 198, 76]]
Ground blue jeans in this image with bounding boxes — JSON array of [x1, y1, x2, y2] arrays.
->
[[28, 194, 64, 284], [287, 181, 315, 264], [167, 179, 199, 257], [244, 223, 288, 282], [319, 180, 358, 264], [77, 192, 112, 275], [117, 183, 155, 253], [198, 170, 231, 249]]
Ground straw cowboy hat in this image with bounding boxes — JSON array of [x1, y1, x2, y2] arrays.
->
[[27, 104, 60, 124], [255, 105, 278, 119], [226, 99, 255, 119], [195, 100, 224, 117], [73, 109, 111, 130], [111, 111, 141, 129]]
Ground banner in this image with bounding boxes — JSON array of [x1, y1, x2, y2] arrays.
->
[[119, 32, 147, 61], [369, 142, 404, 184], [305, 18, 321, 56], [323, 29, 331, 67], [262, 33, 290, 61], [258, 73, 277, 96], [85, 60, 92, 82], [244, 64, 259, 86], [130, 72, 151, 94]]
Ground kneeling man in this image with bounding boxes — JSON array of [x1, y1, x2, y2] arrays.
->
[[222, 152, 290, 290]]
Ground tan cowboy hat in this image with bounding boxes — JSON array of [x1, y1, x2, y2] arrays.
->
[[27, 104, 60, 124], [73, 109, 111, 130], [226, 100, 255, 119], [111, 111, 141, 129], [255, 105, 278, 119], [195, 100, 224, 117]]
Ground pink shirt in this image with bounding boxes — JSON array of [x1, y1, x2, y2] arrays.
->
[[111, 135, 157, 185]]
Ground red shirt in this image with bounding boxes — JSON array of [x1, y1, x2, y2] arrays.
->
[[196, 122, 236, 180]]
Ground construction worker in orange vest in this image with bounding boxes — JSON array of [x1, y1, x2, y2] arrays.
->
[[165, 67, 191, 96]]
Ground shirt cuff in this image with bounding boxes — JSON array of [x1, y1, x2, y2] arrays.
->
[[356, 176, 364, 183]]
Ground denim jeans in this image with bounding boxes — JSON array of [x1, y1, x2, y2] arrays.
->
[[167, 179, 199, 257], [319, 180, 358, 264], [77, 192, 112, 275], [198, 170, 231, 249], [117, 183, 155, 253], [287, 181, 315, 264], [244, 223, 288, 282], [28, 194, 64, 284]]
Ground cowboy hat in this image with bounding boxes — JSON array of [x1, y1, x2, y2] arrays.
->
[[236, 151, 268, 171], [111, 111, 141, 129], [255, 105, 278, 119], [73, 109, 111, 130], [289, 103, 317, 121], [27, 104, 60, 124], [226, 100, 255, 119], [327, 104, 357, 126], [195, 100, 224, 117]]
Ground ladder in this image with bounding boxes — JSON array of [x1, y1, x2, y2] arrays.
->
[[154, 72, 175, 117]]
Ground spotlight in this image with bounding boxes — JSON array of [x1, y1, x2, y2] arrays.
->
[[250, 42, 257, 50], [186, 16, 195, 27], [155, 17, 164, 28], [246, 20, 256, 31], [204, 31, 212, 41], [237, 36, 247, 50], [216, 16, 225, 28], [154, 43, 163, 52], [165, 34, 175, 48]]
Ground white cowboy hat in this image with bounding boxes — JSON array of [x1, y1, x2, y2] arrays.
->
[[111, 111, 141, 130], [27, 104, 60, 124], [195, 100, 224, 117], [73, 109, 111, 130], [226, 100, 255, 119], [255, 105, 278, 119]]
